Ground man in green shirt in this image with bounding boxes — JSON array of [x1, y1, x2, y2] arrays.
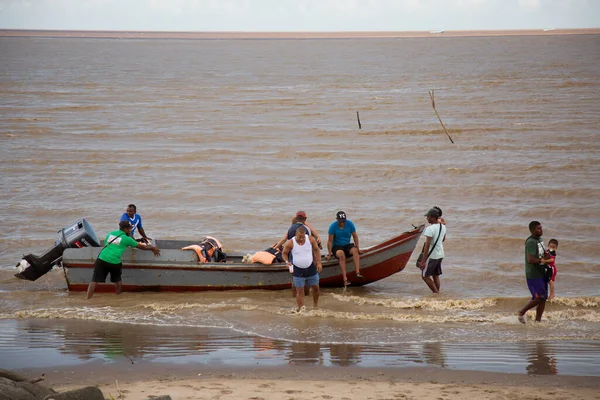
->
[[87, 220, 161, 299], [517, 221, 553, 323]]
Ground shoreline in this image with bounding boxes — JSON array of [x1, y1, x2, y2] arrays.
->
[[19, 361, 600, 388], [1, 28, 599, 40]]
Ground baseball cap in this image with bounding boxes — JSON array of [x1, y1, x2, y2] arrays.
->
[[425, 208, 440, 218], [296, 210, 307, 218], [336, 211, 347, 221], [119, 220, 133, 230]]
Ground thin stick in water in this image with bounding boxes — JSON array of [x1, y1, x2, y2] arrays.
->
[[428, 89, 455, 144], [356, 111, 362, 129]]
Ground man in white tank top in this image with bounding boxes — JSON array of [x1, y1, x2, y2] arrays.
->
[[282, 226, 323, 312]]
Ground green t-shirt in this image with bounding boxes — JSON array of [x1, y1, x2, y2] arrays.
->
[[98, 230, 139, 264], [525, 235, 545, 279]]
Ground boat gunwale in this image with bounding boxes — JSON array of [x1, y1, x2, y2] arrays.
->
[[62, 226, 424, 272]]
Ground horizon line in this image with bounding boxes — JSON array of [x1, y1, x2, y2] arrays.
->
[[1, 27, 599, 33], [1, 28, 599, 40]]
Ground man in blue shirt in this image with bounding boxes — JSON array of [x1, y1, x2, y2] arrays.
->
[[120, 204, 150, 244], [326, 211, 363, 286]]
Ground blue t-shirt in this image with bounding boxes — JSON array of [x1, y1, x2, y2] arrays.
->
[[328, 220, 356, 247], [120, 213, 143, 237]]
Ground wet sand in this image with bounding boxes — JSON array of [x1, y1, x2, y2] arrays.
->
[[8, 318, 599, 399], [1, 28, 599, 40], [20, 362, 600, 400]]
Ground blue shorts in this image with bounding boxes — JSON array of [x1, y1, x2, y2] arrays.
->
[[526, 278, 548, 300], [293, 273, 319, 288]]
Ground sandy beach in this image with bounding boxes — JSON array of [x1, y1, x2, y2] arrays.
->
[[36, 364, 600, 400], [57, 379, 600, 400], [1, 28, 599, 39]]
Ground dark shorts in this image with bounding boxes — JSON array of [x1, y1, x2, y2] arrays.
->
[[526, 278, 548, 300], [332, 243, 356, 259], [92, 258, 122, 283], [422, 258, 443, 277]]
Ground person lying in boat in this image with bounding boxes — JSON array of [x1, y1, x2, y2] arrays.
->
[[182, 236, 227, 263], [272, 210, 322, 250], [87, 220, 160, 299], [120, 204, 151, 244], [250, 245, 284, 265]]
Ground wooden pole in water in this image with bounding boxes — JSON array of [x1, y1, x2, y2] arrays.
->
[[356, 111, 362, 129], [428, 89, 455, 144]]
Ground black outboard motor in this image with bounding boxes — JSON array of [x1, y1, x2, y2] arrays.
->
[[15, 219, 101, 281]]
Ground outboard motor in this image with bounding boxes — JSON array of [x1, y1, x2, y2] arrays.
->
[[15, 219, 101, 281]]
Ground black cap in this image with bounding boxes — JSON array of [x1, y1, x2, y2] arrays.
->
[[119, 220, 133, 230], [425, 208, 440, 218], [336, 211, 347, 221]]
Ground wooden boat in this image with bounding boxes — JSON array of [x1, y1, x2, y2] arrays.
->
[[60, 225, 425, 292]]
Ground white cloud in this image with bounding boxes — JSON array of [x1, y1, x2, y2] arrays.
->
[[519, 0, 541, 9], [0, 0, 597, 30]]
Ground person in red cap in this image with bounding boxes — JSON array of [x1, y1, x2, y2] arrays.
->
[[273, 211, 322, 250]]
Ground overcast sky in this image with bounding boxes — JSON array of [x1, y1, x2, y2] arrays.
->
[[0, 0, 598, 31]]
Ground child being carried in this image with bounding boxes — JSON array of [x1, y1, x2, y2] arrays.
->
[[545, 238, 559, 300]]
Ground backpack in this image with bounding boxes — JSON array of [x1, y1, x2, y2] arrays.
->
[[265, 246, 285, 263], [197, 236, 227, 263]]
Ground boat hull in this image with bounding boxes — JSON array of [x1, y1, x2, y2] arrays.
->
[[62, 225, 424, 292]]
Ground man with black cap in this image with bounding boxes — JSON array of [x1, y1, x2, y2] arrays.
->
[[419, 208, 447, 293], [326, 211, 363, 286], [87, 220, 161, 299]]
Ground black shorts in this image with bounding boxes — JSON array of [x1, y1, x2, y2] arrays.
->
[[92, 258, 122, 283], [332, 243, 356, 259], [422, 258, 443, 277]]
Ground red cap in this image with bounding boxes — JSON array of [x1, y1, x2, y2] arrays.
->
[[296, 210, 307, 218]]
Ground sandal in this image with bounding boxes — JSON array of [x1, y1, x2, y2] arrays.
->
[[343, 279, 351, 286], [356, 273, 364, 279]]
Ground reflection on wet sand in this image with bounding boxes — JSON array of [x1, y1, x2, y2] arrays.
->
[[525, 342, 558, 376], [422, 342, 447, 368], [330, 343, 362, 367], [12, 319, 428, 367], [288, 342, 324, 365], [21, 320, 212, 362], [4, 319, 598, 376]]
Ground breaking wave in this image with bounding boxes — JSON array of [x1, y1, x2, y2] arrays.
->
[[3, 300, 599, 327], [329, 294, 498, 310], [328, 294, 600, 311]]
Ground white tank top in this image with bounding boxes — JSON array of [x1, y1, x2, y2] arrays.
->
[[291, 235, 313, 269]]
